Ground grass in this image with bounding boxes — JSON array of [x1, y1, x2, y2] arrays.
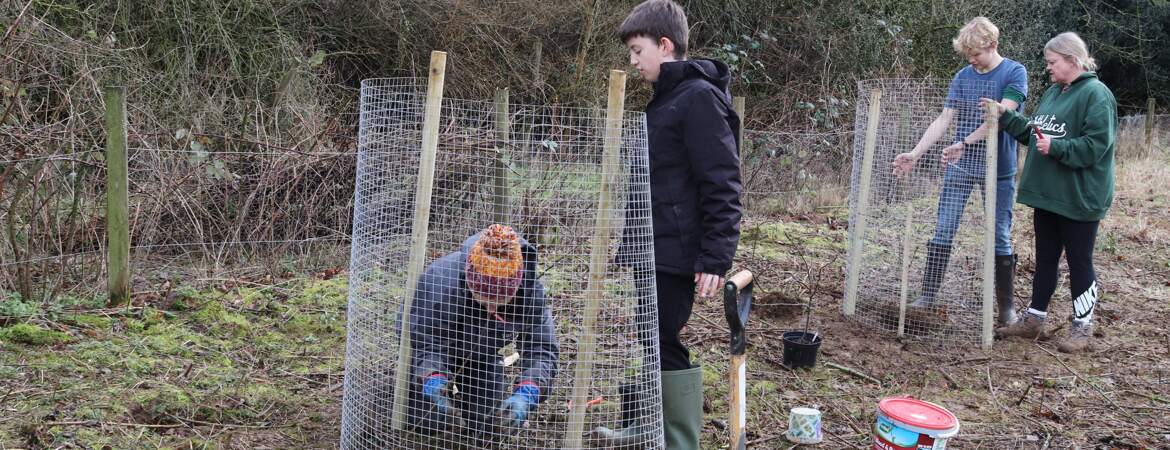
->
[[2, 148, 1167, 449], [0, 276, 348, 449]]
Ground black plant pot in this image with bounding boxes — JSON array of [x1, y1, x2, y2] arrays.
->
[[781, 331, 822, 369]]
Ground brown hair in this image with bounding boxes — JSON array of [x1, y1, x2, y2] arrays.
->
[[618, 0, 688, 58]]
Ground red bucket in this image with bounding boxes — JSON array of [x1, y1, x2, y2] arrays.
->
[[872, 397, 960, 450]]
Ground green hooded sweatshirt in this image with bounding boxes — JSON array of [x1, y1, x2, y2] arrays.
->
[[999, 72, 1116, 222]]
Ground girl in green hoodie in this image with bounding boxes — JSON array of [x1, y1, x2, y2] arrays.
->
[[988, 32, 1116, 353]]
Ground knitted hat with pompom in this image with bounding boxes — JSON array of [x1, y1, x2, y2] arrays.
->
[[465, 224, 523, 306]]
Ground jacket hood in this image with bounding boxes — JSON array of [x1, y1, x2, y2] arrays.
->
[[653, 58, 733, 97], [1071, 71, 1098, 85]]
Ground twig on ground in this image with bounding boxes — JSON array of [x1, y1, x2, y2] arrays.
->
[[745, 432, 787, 447], [42, 419, 184, 429], [936, 367, 959, 388], [1015, 382, 1033, 406], [825, 361, 881, 387]]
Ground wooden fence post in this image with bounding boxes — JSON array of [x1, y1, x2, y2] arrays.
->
[[1146, 97, 1156, 158], [391, 50, 447, 430], [982, 102, 1000, 351], [493, 88, 511, 224], [563, 69, 626, 449], [733, 96, 747, 206], [843, 89, 881, 316], [533, 42, 543, 89], [104, 86, 130, 306]]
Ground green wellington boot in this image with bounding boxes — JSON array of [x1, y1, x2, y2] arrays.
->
[[661, 366, 703, 450]]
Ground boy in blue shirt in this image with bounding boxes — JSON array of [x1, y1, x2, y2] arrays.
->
[[891, 17, 1028, 326]]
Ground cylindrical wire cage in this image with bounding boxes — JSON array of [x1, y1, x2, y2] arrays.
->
[[341, 78, 663, 449], [844, 78, 1002, 348]]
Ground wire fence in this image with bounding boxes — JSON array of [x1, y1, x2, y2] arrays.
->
[[844, 78, 1002, 348], [0, 113, 360, 301], [339, 76, 661, 449], [1117, 113, 1170, 159], [0, 122, 852, 304]]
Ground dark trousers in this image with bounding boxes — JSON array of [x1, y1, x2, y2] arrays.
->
[[656, 271, 696, 371], [1029, 208, 1100, 313]]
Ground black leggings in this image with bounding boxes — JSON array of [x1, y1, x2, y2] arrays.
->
[[656, 271, 696, 371], [1029, 208, 1099, 314]]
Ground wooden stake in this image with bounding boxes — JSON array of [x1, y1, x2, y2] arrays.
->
[[898, 203, 913, 337], [563, 69, 626, 449], [104, 86, 130, 306], [493, 88, 510, 225], [1146, 97, 1156, 158], [844, 89, 881, 316], [982, 102, 999, 351], [733, 96, 747, 207], [391, 50, 447, 430], [533, 42, 544, 89]]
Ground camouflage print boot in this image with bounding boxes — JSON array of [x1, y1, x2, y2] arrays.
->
[[1057, 320, 1092, 353]]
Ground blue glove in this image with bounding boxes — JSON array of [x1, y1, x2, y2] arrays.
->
[[422, 374, 450, 415], [498, 383, 540, 429]]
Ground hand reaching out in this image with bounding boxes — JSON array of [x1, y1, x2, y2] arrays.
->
[[941, 141, 964, 164], [891, 152, 918, 177]]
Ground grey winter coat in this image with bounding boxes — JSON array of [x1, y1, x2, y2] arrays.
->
[[409, 232, 559, 398]]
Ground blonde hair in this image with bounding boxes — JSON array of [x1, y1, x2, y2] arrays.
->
[[952, 17, 999, 54], [1045, 32, 1097, 71]]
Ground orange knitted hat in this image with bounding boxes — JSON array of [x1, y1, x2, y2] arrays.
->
[[465, 224, 523, 303]]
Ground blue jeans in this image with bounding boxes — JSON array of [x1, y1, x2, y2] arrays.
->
[[928, 165, 1015, 256]]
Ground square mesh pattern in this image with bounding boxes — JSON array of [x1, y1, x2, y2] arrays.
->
[[845, 78, 1001, 347], [342, 78, 663, 449]]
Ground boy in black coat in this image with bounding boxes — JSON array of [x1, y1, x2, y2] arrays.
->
[[597, 1, 743, 448]]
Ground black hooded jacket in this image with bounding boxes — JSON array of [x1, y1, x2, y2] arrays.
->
[[643, 58, 743, 276]]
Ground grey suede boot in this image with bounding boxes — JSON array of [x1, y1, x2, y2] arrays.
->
[[995, 309, 1046, 339], [995, 254, 1018, 326], [1057, 320, 1092, 353]]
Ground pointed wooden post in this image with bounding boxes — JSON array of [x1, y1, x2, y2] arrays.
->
[[733, 96, 747, 207], [982, 102, 999, 351], [844, 89, 881, 316], [563, 69, 626, 449], [104, 86, 130, 306], [493, 88, 511, 224], [1146, 98, 1156, 158], [391, 50, 447, 430]]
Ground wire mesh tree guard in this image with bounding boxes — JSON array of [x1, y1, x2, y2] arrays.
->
[[843, 78, 1003, 349], [341, 53, 662, 449]]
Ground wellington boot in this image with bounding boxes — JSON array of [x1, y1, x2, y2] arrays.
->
[[661, 366, 703, 450], [995, 254, 1018, 326]]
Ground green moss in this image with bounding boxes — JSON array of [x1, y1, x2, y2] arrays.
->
[[751, 380, 780, 396], [62, 314, 113, 330], [71, 340, 124, 367], [0, 323, 71, 345], [290, 278, 348, 308], [143, 329, 193, 357], [123, 318, 145, 333], [131, 385, 196, 423], [191, 301, 252, 337]]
